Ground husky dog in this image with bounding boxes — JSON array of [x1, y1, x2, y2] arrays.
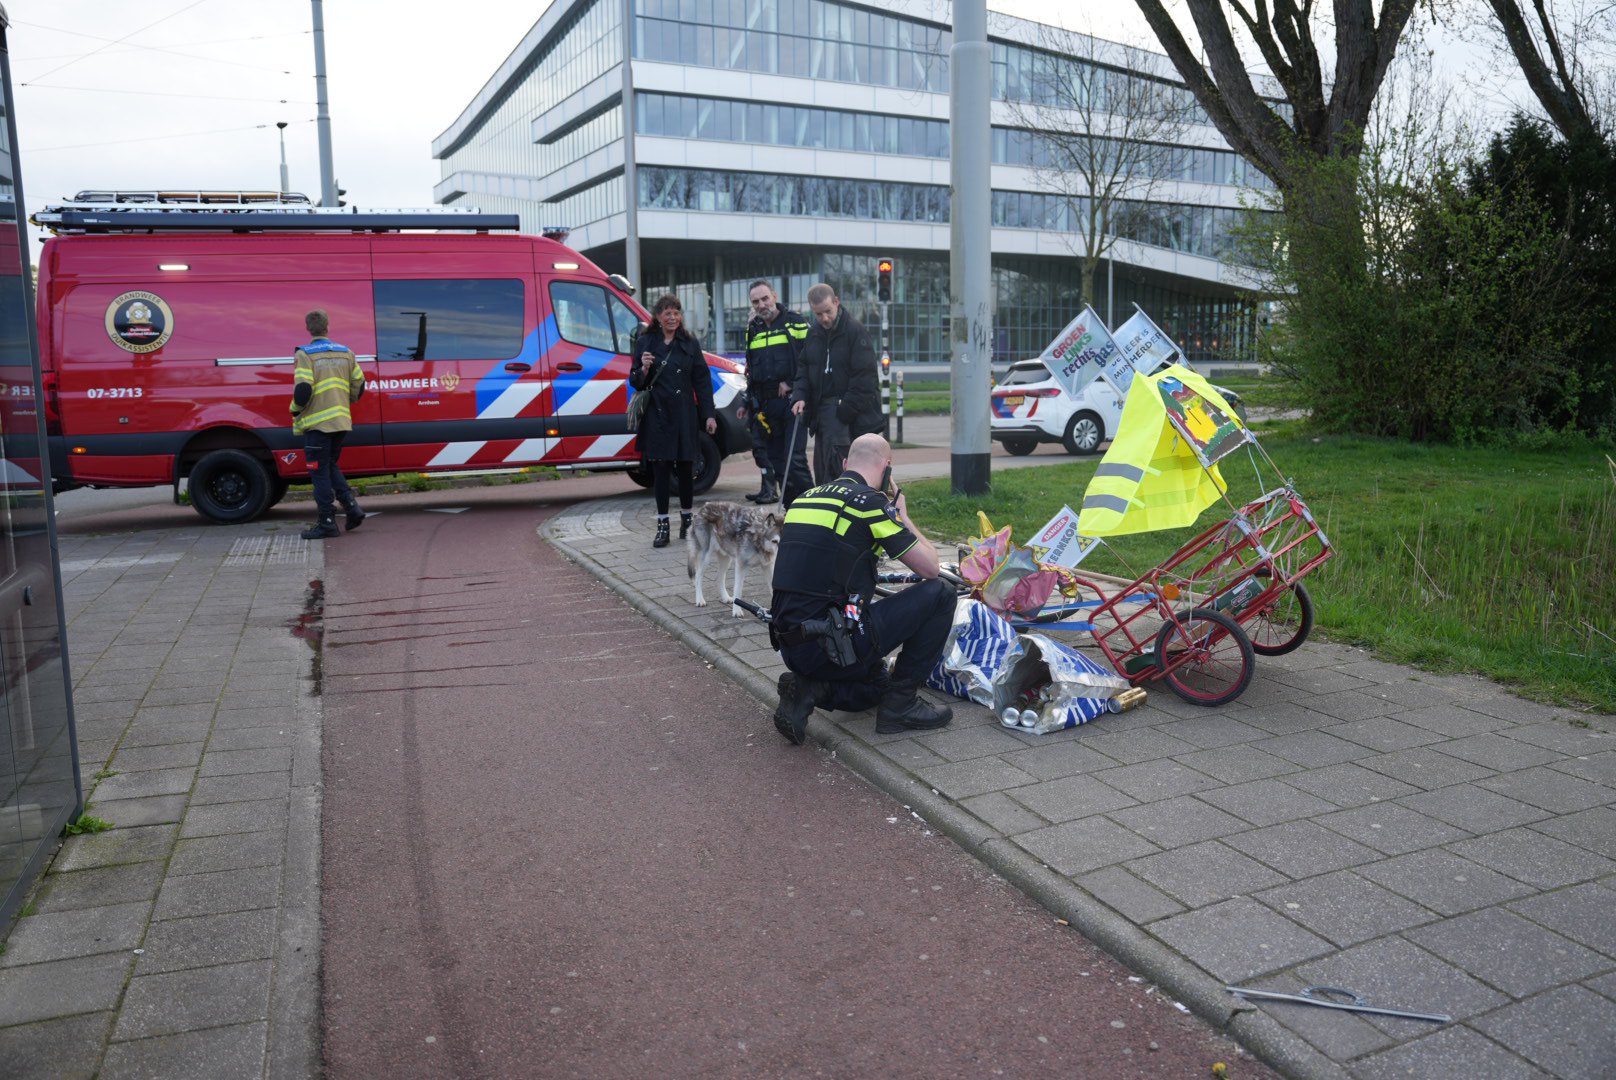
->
[[687, 501, 782, 612]]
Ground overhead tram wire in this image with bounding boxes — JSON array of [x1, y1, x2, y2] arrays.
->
[[22, 0, 216, 85], [21, 85, 314, 105], [17, 25, 310, 62], [28, 117, 316, 155], [15, 20, 301, 78]]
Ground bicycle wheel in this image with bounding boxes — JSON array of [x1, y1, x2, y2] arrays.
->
[[1247, 581, 1315, 656], [1154, 607, 1255, 707]]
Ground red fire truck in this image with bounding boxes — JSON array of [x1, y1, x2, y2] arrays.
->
[[31, 192, 750, 523]]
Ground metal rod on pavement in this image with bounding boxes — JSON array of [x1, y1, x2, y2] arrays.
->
[[1226, 985, 1451, 1024]]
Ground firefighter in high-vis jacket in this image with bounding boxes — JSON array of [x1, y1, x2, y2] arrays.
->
[[768, 433, 957, 745], [290, 309, 367, 540], [742, 281, 813, 507]]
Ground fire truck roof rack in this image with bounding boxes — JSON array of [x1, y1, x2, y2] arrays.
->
[[33, 192, 522, 235]]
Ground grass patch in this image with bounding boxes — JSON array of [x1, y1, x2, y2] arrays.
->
[[1210, 373, 1308, 413], [905, 428, 1616, 711], [64, 814, 114, 836]]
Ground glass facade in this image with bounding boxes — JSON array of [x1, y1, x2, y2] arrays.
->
[[638, 166, 1254, 260], [0, 23, 82, 926], [633, 0, 951, 91], [437, 0, 621, 180], [636, 92, 949, 157], [647, 248, 1256, 365], [635, 92, 1270, 189]]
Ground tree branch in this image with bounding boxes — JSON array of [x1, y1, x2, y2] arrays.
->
[[1486, 0, 1595, 138]]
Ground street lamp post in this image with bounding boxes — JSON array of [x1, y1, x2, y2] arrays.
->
[[276, 122, 289, 196], [310, 0, 337, 207], [949, 0, 991, 496]]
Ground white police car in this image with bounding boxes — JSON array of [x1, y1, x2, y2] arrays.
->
[[990, 359, 1246, 456]]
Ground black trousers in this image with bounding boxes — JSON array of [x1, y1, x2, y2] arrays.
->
[[304, 429, 353, 519], [651, 459, 693, 516], [780, 578, 957, 711]]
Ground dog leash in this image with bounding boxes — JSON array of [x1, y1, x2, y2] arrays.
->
[[775, 408, 803, 517]]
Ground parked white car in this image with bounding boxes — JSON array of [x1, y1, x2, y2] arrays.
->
[[989, 359, 1247, 456]]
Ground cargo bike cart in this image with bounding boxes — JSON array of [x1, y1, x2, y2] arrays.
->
[[883, 363, 1334, 708]]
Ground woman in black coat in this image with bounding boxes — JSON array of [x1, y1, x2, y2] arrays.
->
[[630, 294, 717, 548]]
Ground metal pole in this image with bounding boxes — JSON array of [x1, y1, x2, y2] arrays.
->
[[276, 122, 289, 196], [1107, 256, 1114, 328], [895, 371, 905, 445], [948, 0, 991, 495], [880, 299, 891, 438], [712, 252, 725, 350], [621, 0, 642, 289], [310, 1, 337, 206]]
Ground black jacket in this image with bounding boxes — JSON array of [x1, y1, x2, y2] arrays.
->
[[792, 309, 882, 437], [630, 330, 716, 462], [746, 307, 810, 429]]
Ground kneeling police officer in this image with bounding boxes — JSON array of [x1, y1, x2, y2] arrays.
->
[[769, 433, 958, 745]]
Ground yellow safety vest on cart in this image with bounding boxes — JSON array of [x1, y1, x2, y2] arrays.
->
[[1077, 365, 1243, 537]]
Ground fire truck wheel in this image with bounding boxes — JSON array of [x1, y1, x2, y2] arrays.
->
[[691, 433, 722, 495], [189, 449, 273, 524]]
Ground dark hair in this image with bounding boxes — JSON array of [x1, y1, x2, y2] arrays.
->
[[305, 309, 329, 336], [649, 293, 692, 341], [747, 280, 774, 295]]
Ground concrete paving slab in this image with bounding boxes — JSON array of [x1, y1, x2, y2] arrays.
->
[[113, 960, 272, 1040], [0, 1011, 113, 1080], [1005, 773, 1137, 822], [1470, 986, 1616, 1080], [1446, 828, 1616, 889], [0, 952, 133, 1027], [100, 1021, 269, 1080], [53, 824, 178, 872], [1151, 897, 1333, 983], [0, 901, 151, 967], [1127, 840, 1289, 908], [1352, 1024, 1547, 1080], [1222, 819, 1381, 880], [1254, 870, 1437, 947], [1013, 816, 1161, 875], [136, 908, 278, 975], [1354, 849, 1537, 916], [1406, 908, 1608, 998]]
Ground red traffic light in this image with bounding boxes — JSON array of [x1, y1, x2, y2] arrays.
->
[[878, 260, 893, 273]]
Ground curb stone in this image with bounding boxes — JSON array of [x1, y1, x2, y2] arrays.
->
[[546, 524, 1351, 1080]]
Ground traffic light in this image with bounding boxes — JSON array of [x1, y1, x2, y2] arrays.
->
[[336, 186, 347, 207], [877, 258, 893, 302]]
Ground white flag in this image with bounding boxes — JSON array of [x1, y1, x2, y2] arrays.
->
[[1037, 306, 1120, 399], [1027, 504, 1098, 569], [1109, 308, 1181, 382]]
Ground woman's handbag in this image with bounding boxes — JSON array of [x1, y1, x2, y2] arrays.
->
[[625, 356, 663, 432]]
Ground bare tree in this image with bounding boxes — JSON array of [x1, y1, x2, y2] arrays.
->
[[1477, 0, 1612, 138], [999, 27, 1201, 306], [1130, 0, 1421, 194]]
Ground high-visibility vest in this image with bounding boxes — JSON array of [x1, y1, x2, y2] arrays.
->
[[290, 339, 364, 434], [1076, 365, 1242, 536]]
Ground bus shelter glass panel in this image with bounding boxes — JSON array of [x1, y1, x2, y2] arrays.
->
[[0, 22, 81, 923]]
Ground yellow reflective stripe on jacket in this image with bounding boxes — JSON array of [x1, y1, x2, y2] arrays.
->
[[787, 324, 808, 340], [782, 506, 840, 530], [869, 517, 903, 540]]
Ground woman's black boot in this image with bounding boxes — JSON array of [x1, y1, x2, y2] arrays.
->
[[679, 511, 692, 540], [653, 518, 671, 548]]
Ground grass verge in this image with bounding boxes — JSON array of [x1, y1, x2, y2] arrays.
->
[[904, 426, 1616, 711]]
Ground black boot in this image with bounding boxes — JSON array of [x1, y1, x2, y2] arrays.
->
[[747, 473, 778, 504], [653, 518, 670, 548], [301, 515, 339, 540], [342, 497, 367, 531], [875, 680, 952, 734], [773, 671, 824, 745], [679, 511, 693, 540]]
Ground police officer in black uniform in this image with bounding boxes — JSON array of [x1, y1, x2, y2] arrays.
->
[[742, 280, 812, 507], [769, 433, 957, 745]]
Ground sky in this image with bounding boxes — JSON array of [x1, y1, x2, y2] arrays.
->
[[8, 0, 1517, 254]]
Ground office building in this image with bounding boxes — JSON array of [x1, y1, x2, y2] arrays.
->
[[433, 0, 1273, 364]]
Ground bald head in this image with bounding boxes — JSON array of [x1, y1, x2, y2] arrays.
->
[[845, 433, 892, 487]]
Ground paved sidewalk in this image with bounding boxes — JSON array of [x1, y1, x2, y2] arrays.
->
[[547, 494, 1616, 1080], [0, 522, 322, 1080]]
